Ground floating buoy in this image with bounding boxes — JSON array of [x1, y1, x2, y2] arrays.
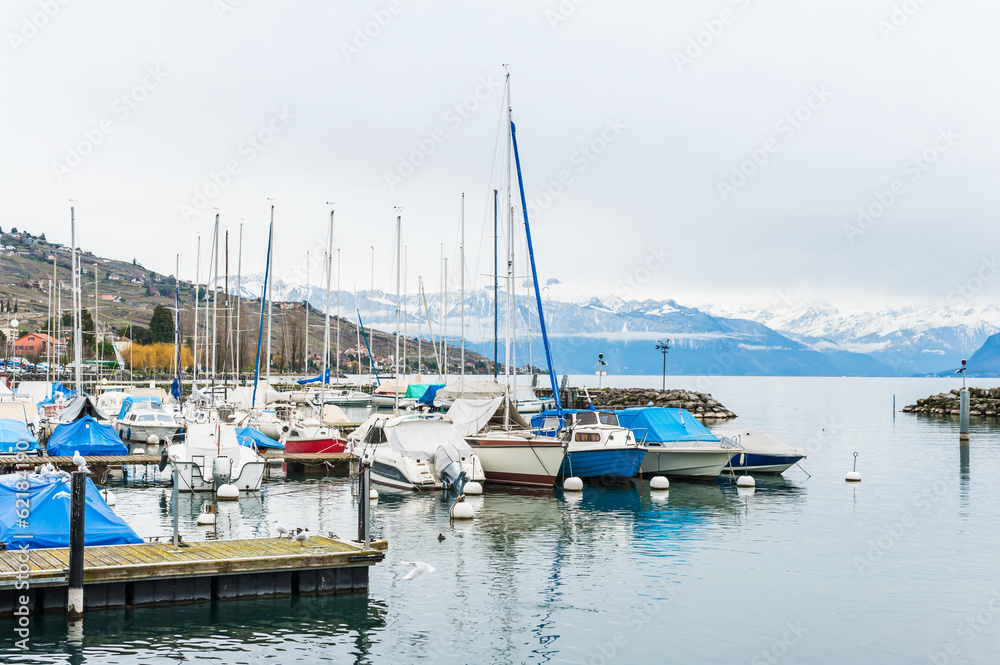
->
[[650, 476, 670, 490], [217, 484, 239, 500], [131, 447, 146, 455], [146, 435, 159, 446], [736, 475, 755, 488], [563, 477, 584, 492], [463, 481, 483, 495], [369, 488, 379, 501], [450, 499, 474, 520], [100, 489, 116, 506], [846, 451, 861, 482]]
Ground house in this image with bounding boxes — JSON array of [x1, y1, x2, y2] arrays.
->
[[99, 294, 121, 302], [108, 273, 121, 281], [13, 332, 65, 357]]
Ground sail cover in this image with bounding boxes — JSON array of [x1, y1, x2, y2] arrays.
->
[[47, 416, 128, 456]]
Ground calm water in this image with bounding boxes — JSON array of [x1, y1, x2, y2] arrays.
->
[[4, 376, 1000, 664]]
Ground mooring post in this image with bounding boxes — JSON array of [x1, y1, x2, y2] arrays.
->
[[358, 465, 371, 547], [67, 472, 86, 623], [959, 388, 970, 443], [172, 464, 180, 551]]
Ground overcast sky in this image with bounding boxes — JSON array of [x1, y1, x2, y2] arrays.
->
[[2, 0, 998, 310]]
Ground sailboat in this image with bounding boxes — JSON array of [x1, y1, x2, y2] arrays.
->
[[350, 214, 485, 491]]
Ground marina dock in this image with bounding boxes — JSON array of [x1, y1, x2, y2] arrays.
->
[[0, 452, 356, 476], [0, 535, 387, 616]]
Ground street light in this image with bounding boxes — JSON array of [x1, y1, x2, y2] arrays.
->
[[597, 352, 607, 389], [655, 340, 670, 391]]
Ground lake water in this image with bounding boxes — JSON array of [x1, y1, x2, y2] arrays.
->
[[4, 376, 1000, 664]]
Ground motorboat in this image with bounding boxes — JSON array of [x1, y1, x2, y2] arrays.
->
[[616, 407, 741, 478], [167, 423, 266, 493], [716, 428, 807, 474], [455, 397, 567, 488], [371, 381, 414, 409], [531, 409, 645, 479], [283, 417, 347, 454], [116, 396, 182, 452], [512, 387, 555, 415], [350, 412, 485, 491]]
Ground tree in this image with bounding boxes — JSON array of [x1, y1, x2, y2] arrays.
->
[[149, 305, 174, 343], [39, 233, 45, 242]]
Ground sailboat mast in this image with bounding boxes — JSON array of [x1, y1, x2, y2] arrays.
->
[[211, 213, 220, 397], [194, 234, 201, 388], [493, 189, 498, 380], [225, 229, 231, 382], [336, 248, 341, 381], [503, 71, 513, 427], [252, 219, 273, 408], [266, 204, 274, 384], [403, 245, 407, 379], [236, 222, 243, 383], [323, 209, 334, 410], [369, 245, 374, 387], [175, 254, 183, 404], [394, 213, 401, 413], [71, 205, 82, 391], [460, 193, 465, 391]]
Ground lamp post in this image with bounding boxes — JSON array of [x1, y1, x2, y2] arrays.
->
[[655, 340, 670, 391], [597, 352, 607, 390]]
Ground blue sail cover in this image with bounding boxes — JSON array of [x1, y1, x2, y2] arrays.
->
[[0, 419, 38, 454], [47, 416, 128, 457], [117, 396, 162, 420], [0, 474, 143, 549], [418, 384, 445, 406], [235, 427, 284, 450], [616, 408, 721, 443], [297, 369, 331, 385]]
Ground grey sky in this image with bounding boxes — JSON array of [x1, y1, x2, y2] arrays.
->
[[2, 0, 997, 309]]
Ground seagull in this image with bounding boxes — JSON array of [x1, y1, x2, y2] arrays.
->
[[72, 451, 90, 474], [402, 561, 436, 580], [292, 529, 310, 546], [274, 521, 290, 539]]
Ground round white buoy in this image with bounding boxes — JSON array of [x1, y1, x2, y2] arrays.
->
[[845, 471, 862, 482], [196, 511, 216, 525], [369, 488, 379, 501], [563, 477, 584, 492], [736, 475, 755, 488], [450, 501, 474, 520], [650, 476, 670, 490], [463, 481, 483, 495], [217, 484, 240, 500], [101, 489, 116, 506], [131, 447, 146, 455], [146, 435, 159, 446]]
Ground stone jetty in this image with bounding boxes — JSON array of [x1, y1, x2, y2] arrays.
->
[[903, 387, 1000, 417], [538, 387, 737, 420]]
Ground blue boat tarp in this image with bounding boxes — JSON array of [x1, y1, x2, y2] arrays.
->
[[297, 369, 331, 385], [47, 416, 128, 457], [0, 474, 143, 549], [117, 396, 162, 420], [418, 384, 445, 406], [235, 427, 284, 450], [0, 419, 38, 454], [616, 407, 721, 443]]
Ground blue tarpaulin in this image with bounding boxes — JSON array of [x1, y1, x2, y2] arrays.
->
[[0, 474, 143, 549], [47, 416, 128, 457], [418, 384, 445, 406], [297, 369, 331, 385], [117, 396, 162, 420], [616, 407, 720, 443], [235, 426, 284, 450], [0, 419, 39, 454]]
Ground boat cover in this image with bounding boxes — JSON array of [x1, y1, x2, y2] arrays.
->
[[448, 397, 531, 437], [0, 473, 143, 549], [226, 382, 283, 409], [435, 380, 506, 404], [405, 384, 429, 399], [235, 426, 284, 451], [0, 418, 38, 454], [46, 416, 128, 456], [58, 395, 109, 422], [418, 385, 445, 406], [321, 404, 351, 425], [387, 417, 473, 460], [616, 407, 720, 443], [297, 369, 331, 385], [117, 396, 162, 420]]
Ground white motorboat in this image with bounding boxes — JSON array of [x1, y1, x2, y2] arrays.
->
[[616, 407, 741, 478], [716, 429, 807, 474], [116, 397, 182, 452], [167, 423, 266, 493], [350, 412, 485, 491]]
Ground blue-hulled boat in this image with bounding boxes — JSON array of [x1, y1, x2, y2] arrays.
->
[[531, 410, 645, 479], [715, 429, 807, 474]]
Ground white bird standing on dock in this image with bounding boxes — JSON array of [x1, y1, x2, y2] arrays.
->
[[72, 451, 90, 474], [401, 561, 436, 580], [293, 529, 310, 546], [274, 521, 290, 539]]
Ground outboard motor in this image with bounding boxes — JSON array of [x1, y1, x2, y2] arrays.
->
[[435, 443, 467, 493], [212, 456, 232, 489]]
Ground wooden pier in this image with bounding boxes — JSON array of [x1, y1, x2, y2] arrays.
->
[[0, 535, 386, 616]]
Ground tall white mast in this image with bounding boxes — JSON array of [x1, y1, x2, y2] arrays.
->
[[443, 253, 448, 382], [322, 209, 334, 411], [504, 71, 513, 427], [265, 204, 274, 383], [194, 233, 201, 388], [394, 212, 402, 413], [236, 222, 243, 381], [71, 205, 82, 391], [304, 250, 310, 374], [211, 212, 220, 390], [369, 245, 374, 386], [403, 245, 408, 380], [336, 248, 341, 383], [460, 192, 466, 391]]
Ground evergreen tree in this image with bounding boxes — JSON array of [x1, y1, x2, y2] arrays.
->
[[149, 305, 174, 343]]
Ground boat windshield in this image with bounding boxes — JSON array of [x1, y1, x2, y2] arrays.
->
[[571, 412, 619, 427]]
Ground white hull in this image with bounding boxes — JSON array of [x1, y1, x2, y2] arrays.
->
[[372, 395, 416, 408], [119, 423, 180, 443], [467, 433, 566, 487], [640, 448, 738, 478]]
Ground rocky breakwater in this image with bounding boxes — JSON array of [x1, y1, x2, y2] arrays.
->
[[903, 387, 1000, 417], [586, 388, 737, 420]]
